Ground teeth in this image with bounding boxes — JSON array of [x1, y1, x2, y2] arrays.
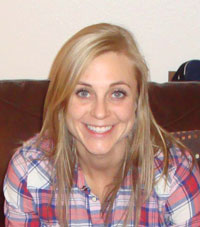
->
[[87, 125, 112, 133]]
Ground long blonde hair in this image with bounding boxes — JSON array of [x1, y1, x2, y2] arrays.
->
[[38, 23, 178, 226]]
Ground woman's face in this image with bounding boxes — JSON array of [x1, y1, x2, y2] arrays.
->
[[66, 52, 138, 157]]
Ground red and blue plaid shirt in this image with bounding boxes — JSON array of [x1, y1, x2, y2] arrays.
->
[[4, 136, 200, 226]]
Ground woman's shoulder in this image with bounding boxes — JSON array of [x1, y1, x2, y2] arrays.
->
[[4, 135, 54, 214], [7, 134, 54, 188], [154, 145, 198, 194], [155, 145, 194, 171], [13, 134, 52, 161]]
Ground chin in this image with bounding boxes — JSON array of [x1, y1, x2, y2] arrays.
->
[[88, 149, 111, 156], [86, 145, 112, 156]]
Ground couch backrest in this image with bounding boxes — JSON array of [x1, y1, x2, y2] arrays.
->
[[149, 81, 200, 131], [0, 80, 49, 226], [0, 80, 200, 225]]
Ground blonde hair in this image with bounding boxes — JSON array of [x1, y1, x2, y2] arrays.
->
[[38, 23, 178, 226]]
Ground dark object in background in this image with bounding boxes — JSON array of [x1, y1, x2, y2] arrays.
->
[[172, 60, 200, 81]]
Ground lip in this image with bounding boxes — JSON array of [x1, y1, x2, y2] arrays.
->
[[84, 124, 114, 136]]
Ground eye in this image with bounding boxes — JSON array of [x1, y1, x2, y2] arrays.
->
[[111, 89, 127, 99], [76, 89, 90, 98]]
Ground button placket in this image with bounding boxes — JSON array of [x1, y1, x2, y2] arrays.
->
[[88, 193, 104, 225]]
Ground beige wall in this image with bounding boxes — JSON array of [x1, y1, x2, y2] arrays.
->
[[0, 0, 200, 82]]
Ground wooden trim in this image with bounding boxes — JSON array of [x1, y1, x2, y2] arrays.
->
[[168, 71, 175, 81]]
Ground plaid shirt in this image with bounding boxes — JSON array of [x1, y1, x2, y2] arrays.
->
[[4, 136, 200, 226]]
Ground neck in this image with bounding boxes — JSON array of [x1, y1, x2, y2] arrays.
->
[[78, 151, 125, 202], [76, 142, 127, 201], [77, 142, 126, 179], [80, 153, 123, 179]]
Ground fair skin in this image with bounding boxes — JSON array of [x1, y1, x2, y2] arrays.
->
[[66, 52, 138, 202]]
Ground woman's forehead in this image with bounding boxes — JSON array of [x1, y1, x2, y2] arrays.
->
[[77, 52, 137, 86]]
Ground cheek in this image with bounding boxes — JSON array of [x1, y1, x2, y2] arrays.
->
[[66, 99, 88, 126], [115, 101, 136, 123], [66, 106, 82, 137]]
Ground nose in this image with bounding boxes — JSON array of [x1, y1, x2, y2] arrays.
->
[[91, 98, 109, 119]]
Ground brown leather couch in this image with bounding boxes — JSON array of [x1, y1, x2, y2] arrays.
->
[[0, 80, 200, 226]]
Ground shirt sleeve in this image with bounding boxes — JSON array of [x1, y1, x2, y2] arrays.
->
[[165, 151, 200, 226], [3, 148, 40, 226]]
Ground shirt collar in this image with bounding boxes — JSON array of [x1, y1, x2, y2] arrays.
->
[[74, 163, 133, 192]]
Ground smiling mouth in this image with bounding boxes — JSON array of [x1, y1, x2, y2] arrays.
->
[[86, 125, 113, 133]]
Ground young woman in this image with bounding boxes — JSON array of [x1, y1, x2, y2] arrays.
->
[[4, 23, 200, 226]]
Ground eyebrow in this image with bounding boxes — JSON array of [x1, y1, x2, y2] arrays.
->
[[77, 82, 92, 87], [77, 81, 131, 88], [110, 81, 131, 88]]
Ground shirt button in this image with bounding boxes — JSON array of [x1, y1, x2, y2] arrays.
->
[[195, 153, 200, 159], [91, 196, 97, 202]]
